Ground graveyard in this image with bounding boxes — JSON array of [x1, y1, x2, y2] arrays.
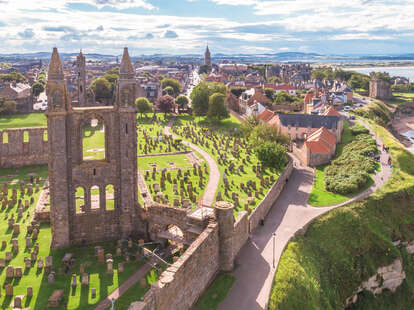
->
[[172, 114, 284, 216], [0, 164, 169, 309]]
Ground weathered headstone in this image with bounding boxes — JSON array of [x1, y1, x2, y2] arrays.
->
[[6, 266, 14, 278], [5, 284, 13, 296], [15, 266, 22, 278], [81, 273, 89, 286], [27, 286, 33, 297]]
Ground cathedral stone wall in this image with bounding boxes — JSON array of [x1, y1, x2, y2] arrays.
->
[[0, 127, 48, 168], [129, 222, 220, 310]]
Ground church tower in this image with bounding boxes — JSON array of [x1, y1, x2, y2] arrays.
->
[[116, 47, 138, 237], [76, 50, 87, 106], [204, 45, 211, 66], [46, 47, 72, 248]]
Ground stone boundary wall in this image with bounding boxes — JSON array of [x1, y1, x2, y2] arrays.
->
[[129, 222, 220, 310], [137, 151, 190, 158], [0, 127, 48, 168], [233, 211, 249, 258], [249, 158, 293, 233]]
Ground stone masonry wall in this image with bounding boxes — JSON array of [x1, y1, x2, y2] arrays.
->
[[0, 127, 48, 168], [249, 158, 293, 232], [129, 222, 220, 310], [233, 211, 249, 258]]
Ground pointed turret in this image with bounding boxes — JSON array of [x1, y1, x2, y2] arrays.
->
[[204, 45, 211, 66], [120, 47, 134, 79], [48, 47, 64, 80]]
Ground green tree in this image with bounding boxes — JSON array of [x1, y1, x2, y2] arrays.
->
[[191, 82, 210, 116], [161, 78, 181, 97], [103, 73, 119, 85], [135, 97, 153, 117], [207, 82, 226, 95], [175, 95, 189, 109], [106, 67, 119, 75], [91, 77, 112, 100], [207, 92, 229, 120], [250, 123, 290, 146], [163, 86, 174, 96], [240, 115, 260, 136], [0, 72, 27, 83], [0, 98, 17, 114], [199, 64, 211, 74], [265, 88, 274, 100], [274, 92, 294, 105], [230, 87, 246, 97], [255, 142, 288, 170], [31, 82, 45, 97]]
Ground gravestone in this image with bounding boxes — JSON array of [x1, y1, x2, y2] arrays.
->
[[91, 288, 97, 298], [72, 274, 77, 287], [118, 262, 124, 273], [13, 296, 22, 308], [48, 290, 63, 307], [106, 259, 114, 274], [27, 286, 33, 297], [13, 223, 20, 235], [81, 273, 89, 286], [48, 272, 55, 284], [6, 266, 14, 278], [37, 257, 43, 269], [97, 248, 105, 264], [15, 267, 22, 278], [5, 284, 13, 296], [0, 258, 5, 267]]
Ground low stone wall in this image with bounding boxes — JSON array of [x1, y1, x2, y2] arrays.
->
[[0, 127, 48, 168], [249, 158, 294, 232], [129, 222, 220, 310], [233, 211, 249, 258]]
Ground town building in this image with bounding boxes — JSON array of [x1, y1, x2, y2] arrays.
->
[[0, 81, 32, 112], [369, 75, 392, 100]]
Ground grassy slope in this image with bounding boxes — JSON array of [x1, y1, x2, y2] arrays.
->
[[0, 113, 47, 130], [308, 121, 376, 207], [270, 118, 414, 310]]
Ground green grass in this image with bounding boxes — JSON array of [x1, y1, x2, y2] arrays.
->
[[106, 268, 162, 310], [270, 115, 414, 310], [308, 121, 377, 206], [0, 165, 150, 310], [0, 113, 47, 130], [143, 165, 209, 207], [82, 123, 105, 160], [173, 114, 280, 215], [138, 154, 193, 171], [195, 274, 235, 310], [137, 113, 189, 155], [386, 92, 414, 105]]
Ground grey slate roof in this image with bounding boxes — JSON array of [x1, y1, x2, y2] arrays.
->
[[278, 113, 340, 130]]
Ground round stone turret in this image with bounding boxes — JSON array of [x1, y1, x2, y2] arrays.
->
[[214, 201, 235, 272]]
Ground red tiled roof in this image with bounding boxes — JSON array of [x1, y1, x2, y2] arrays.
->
[[305, 127, 336, 154], [258, 109, 274, 122], [267, 114, 279, 127], [265, 84, 295, 91], [247, 89, 270, 105], [323, 106, 342, 117]]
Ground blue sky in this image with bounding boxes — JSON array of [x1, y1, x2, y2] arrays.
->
[[0, 0, 413, 55]]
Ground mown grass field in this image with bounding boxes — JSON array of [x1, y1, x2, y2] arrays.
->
[[270, 115, 414, 309], [0, 113, 47, 130], [194, 274, 235, 310]]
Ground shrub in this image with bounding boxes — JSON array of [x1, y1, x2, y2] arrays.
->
[[350, 123, 369, 135], [255, 142, 288, 170], [324, 134, 378, 194]]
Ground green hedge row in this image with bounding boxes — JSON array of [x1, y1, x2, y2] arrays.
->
[[325, 134, 378, 194]]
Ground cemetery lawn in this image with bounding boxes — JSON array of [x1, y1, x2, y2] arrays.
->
[[143, 165, 209, 207], [195, 273, 235, 310], [270, 118, 414, 310], [0, 165, 151, 310], [108, 268, 161, 310], [137, 113, 189, 155], [138, 154, 193, 171], [308, 120, 377, 207], [173, 114, 281, 215], [82, 123, 105, 160], [0, 113, 47, 130]]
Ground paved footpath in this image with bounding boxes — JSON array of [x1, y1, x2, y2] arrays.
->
[[164, 117, 220, 206], [219, 122, 392, 310]]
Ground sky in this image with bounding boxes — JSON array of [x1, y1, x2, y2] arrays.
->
[[0, 0, 413, 56]]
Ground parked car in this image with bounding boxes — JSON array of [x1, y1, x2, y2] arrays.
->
[[350, 115, 355, 120], [344, 106, 351, 111]]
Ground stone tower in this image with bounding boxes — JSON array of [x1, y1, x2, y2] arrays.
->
[[46, 47, 144, 249], [204, 45, 211, 66], [76, 50, 87, 106], [46, 47, 72, 248], [369, 75, 392, 100]]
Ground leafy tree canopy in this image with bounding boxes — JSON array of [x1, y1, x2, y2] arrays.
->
[[135, 97, 153, 116], [161, 78, 181, 97], [91, 77, 112, 99], [175, 95, 189, 109], [207, 92, 229, 120], [255, 141, 288, 170]]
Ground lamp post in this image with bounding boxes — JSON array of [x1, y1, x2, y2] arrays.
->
[[272, 233, 276, 269]]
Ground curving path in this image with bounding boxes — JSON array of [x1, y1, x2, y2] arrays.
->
[[218, 120, 392, 310], [164, 116, 220, 206]]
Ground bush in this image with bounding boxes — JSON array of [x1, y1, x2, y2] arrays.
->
[[324, 134, 378, 194], [350, 123, 369, 135], [255, 142, 288, 170]]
